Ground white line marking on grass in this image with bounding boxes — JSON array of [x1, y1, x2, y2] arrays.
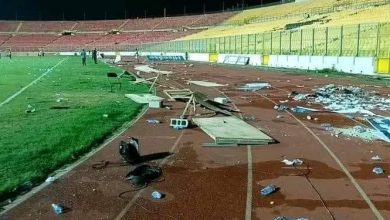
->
[[254, 91, 384, 220], [0, 58, 67, 108], [114, 130, 185, 220]]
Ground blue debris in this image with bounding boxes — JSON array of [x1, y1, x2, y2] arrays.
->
[[372, 167, 384, 175], [260, 185, 277, 196], [146, 119, 160, 124], [51, 203, 64, 215]]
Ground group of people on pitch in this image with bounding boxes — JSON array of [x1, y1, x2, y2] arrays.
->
[[80, 48, 98, 66], [0, 49, 12, 59], [80, 48, 140, 66]]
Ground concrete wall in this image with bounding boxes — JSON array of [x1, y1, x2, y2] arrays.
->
[[269, 55, 375, 75], [188, 53, 209, 62], [58, 51, 377, 75]]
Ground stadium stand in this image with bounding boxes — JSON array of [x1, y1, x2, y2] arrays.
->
[[0, 35, 11, 46], [74, 20, 125, 32], [183, 0, 390, 40], [0, 21, 20, 32], [2, 34, 58, 47], [0, 10, 236, 51], [121, 18, 163, 31], [19, 21, 76, 32]]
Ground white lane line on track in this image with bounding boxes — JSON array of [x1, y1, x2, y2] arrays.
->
[[212, 87, 253, 220], [245, 145, 253, 220], [0, 58, 68, 108], [114, 130, 185, 220], [254, 91, 384, 220]]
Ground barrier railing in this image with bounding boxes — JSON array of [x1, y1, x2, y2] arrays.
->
[[137, 22, 390, 58], [225, 0, 389, 26]]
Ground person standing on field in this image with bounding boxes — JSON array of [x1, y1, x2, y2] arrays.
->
[[135, 48, 139, 63], [92, 48, 97, 64], [81, 49, 87, 66]]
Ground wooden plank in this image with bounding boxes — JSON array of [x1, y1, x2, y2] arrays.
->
[[163, 89, 193, 99], [193, 116, 274, 145]]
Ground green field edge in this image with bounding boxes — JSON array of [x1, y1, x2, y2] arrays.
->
[[0, 58, 150, 208]]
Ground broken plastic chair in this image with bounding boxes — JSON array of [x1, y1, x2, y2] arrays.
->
[[107, 72, 122, 92]]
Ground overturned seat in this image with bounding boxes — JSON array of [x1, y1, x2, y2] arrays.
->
[[107, 72, 122, 92]]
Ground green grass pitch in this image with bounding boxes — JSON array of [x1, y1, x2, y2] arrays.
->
[[0, 56, 149, 202]]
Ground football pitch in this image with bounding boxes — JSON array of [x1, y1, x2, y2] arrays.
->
[[0, 56, 148, 201]]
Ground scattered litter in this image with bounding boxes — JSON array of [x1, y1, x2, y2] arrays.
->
[[371, 155, 382, 161], [306, 116, 312, 120], [270, 201, 275, 205], [51, 203, 64, 215], [372, 167, 384, 175], [214, 97, 228, 104], [151, 191, 164, 200], [25, 105, 36, 113], [134, 65, 172, 75], [45, 176, 56, 183], [276, 115, 284, 119], [282, 159, 303, 166], [243, 116, 256, 122], [292, 106, 321, 113], [366, 117, 390, 143], [146, 119, 160, 124], [313, 84, 390, 116], [260, 185, 277, 196], [126, 164, 162, 187], [320, 123, 332, 130], [240, 83, 271, 91], [293, 94, 309, 101], [193, 116, 274, 146], [103, 114, 109, 118], [125, 94, 164, 108], [330, 126, 379, 141], [274, 217, 309, 220], [119, 138, 140, 164], [274, 104, 288, 111], [188, 81, 226, 87], [170, 118, 189, 130]]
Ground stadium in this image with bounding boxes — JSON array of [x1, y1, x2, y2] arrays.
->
[[0, 0, 390, 219]]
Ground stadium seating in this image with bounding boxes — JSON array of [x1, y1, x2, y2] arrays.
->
[[183, 0, 390, 40], [3, 34, 58, 47], [121, 18, 165, 31], [74, 20, 125, 31], [0, 21, 20, 32], [0, 35, 11, 45], [19, 21, 76, 32], [50, 34, 103, 46]]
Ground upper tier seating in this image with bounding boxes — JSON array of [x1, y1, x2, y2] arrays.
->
[[19, 21, 76, 32], [74, 20, 125, 31], [0, 22, 20, 32]]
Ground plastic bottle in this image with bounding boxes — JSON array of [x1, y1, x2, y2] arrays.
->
[[151, 191, 163, 199], [260, 185, 277, 196], [51, 203, 64, 215]]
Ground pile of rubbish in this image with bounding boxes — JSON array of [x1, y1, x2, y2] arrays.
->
[[291, 84, 390, 116], [289, 84, 390, 143]]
